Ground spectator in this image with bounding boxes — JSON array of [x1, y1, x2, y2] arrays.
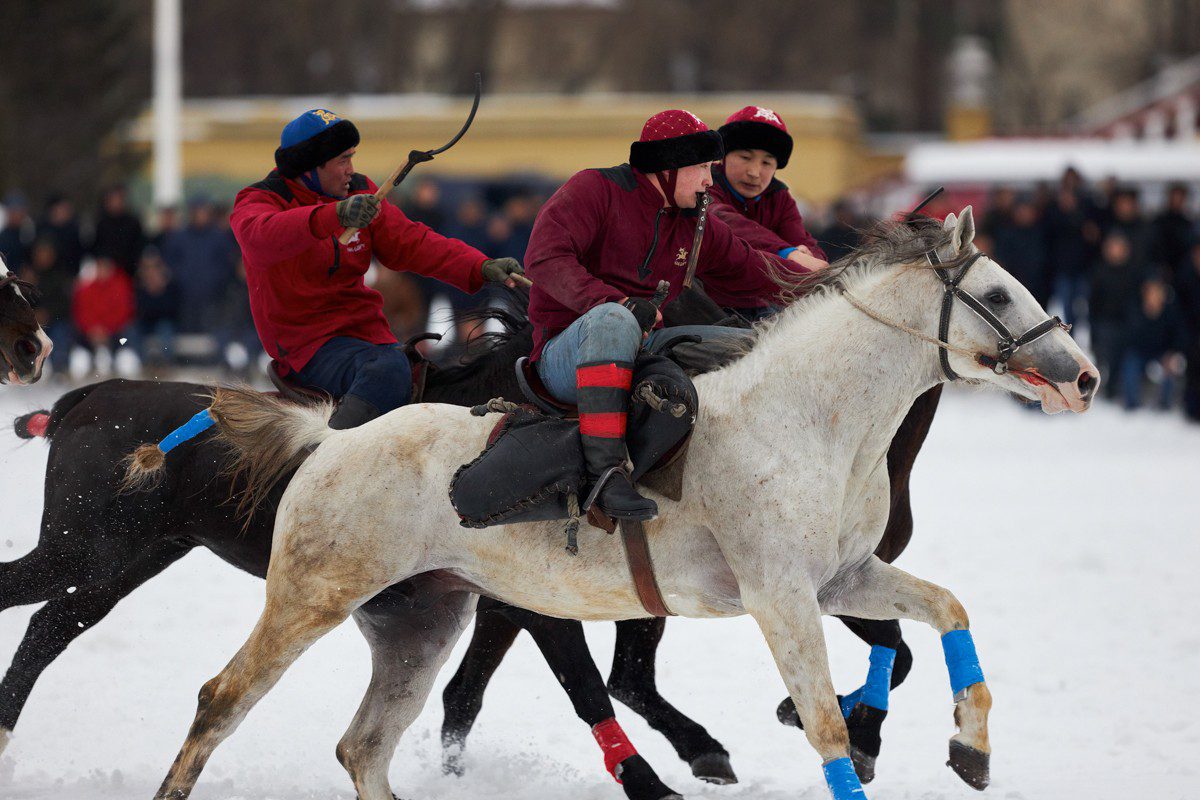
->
[[1176, 242, 1200, 422], [133, 247, 182, 368], [979, 186, 1016, 241], [0, 192, 33, 270], [1104, 187, 1151, 268], [818, 199, 862, 264], [501, 193, 538, 261], [442, 197, 492, 342], [19, 238, 74, 374], [1044, 187, 1092, 327], [150, 205, 182, 253], [1151, 183, 1195, 282], [215, 260, 261, 379], [92, 185, 145, 275], [37, 194, 86, 276], [403, 178, 446, 230], [168, 198, 238, 333], [1089, 232, 1143, 398], [72, 256, 135, 361], [1119, 277, 1186, 410], [993, 196, 1051, 306]]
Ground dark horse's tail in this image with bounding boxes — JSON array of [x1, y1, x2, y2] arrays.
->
[[12, 383, 102, 440]]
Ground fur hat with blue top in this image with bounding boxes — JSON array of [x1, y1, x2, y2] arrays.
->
[[274, 109, 360, 179]]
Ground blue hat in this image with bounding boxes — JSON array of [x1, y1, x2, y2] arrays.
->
[[274, 109, 360, 178]]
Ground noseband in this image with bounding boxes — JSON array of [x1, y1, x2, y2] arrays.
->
[[927, 249, 1069, 381]]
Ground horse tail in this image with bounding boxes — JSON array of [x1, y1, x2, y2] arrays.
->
[[12, 382, 101, 441], [201, 386, 334, 517]]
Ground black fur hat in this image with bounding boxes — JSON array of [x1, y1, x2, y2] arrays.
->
[[274, 109, 361, 178]]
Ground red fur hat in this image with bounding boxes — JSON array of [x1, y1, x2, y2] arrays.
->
[[629, 110, 724, 174], [719, 106, 793, 168]]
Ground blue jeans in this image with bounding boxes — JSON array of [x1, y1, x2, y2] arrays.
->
[[296, 336, 413, 413], [536, 302, 754, 404]]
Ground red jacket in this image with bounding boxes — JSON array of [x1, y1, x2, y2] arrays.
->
[[706, 164, 825, 308], [73, 268, 135, 337], [525, 164, 801, 360], [230, 171, 486, 374]]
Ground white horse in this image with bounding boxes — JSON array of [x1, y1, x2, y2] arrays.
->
[[149, 209, 1097, 800]]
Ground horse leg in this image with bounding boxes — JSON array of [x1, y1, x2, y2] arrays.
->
[[744, 585, 865, 800], [510, 608, 681, 800], [775, 617, 912, 783], [608, 618, 737, 785], [339, 583, 476, 800], [0, 540, 191, 749], [0, 546, 89, 610], [824, 557, 993, 791], [154, 587, 353, 799], [440, 602, 522, 775]]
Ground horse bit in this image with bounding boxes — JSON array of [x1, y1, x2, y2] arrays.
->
[[927, 248, 1070, 381]]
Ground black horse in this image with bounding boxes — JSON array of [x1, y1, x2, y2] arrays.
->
[[1, 289, 935, 797], [0, 256, 51, 385]]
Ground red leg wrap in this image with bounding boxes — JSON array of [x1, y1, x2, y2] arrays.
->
[[591, 717, 638, 783]]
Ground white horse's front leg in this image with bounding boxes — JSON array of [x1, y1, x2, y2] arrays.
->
[[744, 585, 868, 800], [824, 556, 992, 790]]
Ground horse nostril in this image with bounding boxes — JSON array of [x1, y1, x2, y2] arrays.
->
[[1077, 371, 1098, 400], [15, 337, 38, 358]]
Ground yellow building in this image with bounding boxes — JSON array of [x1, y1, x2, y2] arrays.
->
[[129, 92, 897, 205]]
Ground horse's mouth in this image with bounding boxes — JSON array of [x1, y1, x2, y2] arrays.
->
[[1, 346, 28, 385]]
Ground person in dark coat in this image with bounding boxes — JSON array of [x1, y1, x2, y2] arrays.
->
[[993, 197, 1051, 306], [1119, 277, 1187, 410], [524, 109, 809, 521], [18, 238, 74, 373], [133, 247, 182, 367], [1104, 188, 1151, 270], [37, 195, 85, 276], [1044, 187, 1093, 327], [92, 185, 145, 275], [1089, 232, 1145, 399], [0, 192, 33, 271], [1176, 242, 1200, 422], [1151, 183, 1195, 283]]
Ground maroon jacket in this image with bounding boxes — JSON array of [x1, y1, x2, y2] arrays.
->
[[231, 171, 486, 374], [706, 164, 825, 308], [525, 165, 801, 360]]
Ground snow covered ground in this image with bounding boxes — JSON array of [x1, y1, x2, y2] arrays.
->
[[0, 382, 1197, 800]]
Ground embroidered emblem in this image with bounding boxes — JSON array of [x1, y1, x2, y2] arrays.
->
[[674, 247, 688, 267], [312, 109, 340, 125], [752, 107, 781, 125]]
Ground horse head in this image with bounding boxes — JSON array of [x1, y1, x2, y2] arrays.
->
[[0, 255, 52, 385], [935, 207, 1098, 413]]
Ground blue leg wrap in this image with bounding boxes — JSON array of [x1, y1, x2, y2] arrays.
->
[[839, 645, 896, 716], [942, 629, 985, 699], [157, 408, 216, 454], [822, 756, 867, 799]]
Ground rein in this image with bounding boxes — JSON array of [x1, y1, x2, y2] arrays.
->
[[842, 249, 1069, 382]]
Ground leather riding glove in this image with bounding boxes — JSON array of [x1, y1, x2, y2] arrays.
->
[[335, 194, 381, 229], [481, 257, 525, 284], [622, 296, 658, 333]]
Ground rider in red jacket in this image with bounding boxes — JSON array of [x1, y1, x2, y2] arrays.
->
[[706, 106, 829, 318], [231, 108, 523, 428], [525, 109, 806, 520]]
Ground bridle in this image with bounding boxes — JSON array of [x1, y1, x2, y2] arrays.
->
[[841, 246, 1070, 383], [0, 272, 39, 305], [926, 248, 1069, 381]]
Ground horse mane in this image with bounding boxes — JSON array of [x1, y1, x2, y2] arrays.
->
[[425, 288, 532, 404]]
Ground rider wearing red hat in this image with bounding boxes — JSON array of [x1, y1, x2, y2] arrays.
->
[[525, 109, 804, 520], [707, 105, 829, 318]]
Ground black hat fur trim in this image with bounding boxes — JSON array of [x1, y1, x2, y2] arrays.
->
[[718, 121, 793, 169], [274, 119, 361, 178], [629, 130, 724, 174]]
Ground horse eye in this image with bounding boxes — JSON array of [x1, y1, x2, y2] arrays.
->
[[986, 290, 1010, 306]]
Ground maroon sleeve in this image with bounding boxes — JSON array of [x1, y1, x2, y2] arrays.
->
[[525, 172, 625, 313], [370, 199, 486, 294], [711, 203, 791, 252], [695, 215, 809, 306], [772, 194, 827, 261], [229, 188, 330, 264]]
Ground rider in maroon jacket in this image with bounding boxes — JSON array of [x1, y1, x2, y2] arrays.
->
[[706, 105, 829, 318], [525, 109, 807, 520], [231, 109, 524, 428]]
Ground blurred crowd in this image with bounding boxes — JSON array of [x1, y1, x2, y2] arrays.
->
[[1, 169, 1197, 422]]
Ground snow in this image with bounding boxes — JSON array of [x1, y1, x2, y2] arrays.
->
[[1, 383, 1197, 800]]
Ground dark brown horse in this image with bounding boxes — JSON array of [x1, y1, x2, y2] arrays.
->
[[0, 255, 51, 385]]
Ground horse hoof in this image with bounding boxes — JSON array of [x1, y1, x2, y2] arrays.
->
[[775, 696, 801, 728], [947, 740, 990, 790], [848, 745, 875, 784], [615, 754, 683, 800], [690, 751, 738, 785]]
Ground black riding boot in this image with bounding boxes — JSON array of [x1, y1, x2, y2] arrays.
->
[[328, 394, 381, 430], [576, 361, 658, 521]]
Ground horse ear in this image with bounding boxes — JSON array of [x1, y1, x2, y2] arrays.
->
[[951, 206, 976, 252]]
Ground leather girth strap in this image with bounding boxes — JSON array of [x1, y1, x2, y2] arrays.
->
[[620, 519, 674, 617]]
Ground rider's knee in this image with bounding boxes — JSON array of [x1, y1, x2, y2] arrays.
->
[[580, 302, 641, 357], [355, 349, 413, 412]]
